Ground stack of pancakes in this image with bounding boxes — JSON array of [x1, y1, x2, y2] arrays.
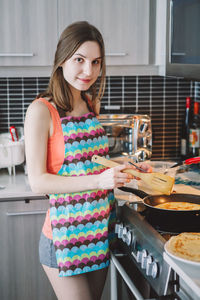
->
[[166, 232, 200, 262]]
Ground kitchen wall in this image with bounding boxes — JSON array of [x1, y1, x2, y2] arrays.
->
[[0, 75, 198, 160]]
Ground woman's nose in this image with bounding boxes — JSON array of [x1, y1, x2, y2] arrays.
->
[[83, 62, 92, 76]]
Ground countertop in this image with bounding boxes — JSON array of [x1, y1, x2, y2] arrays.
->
[[163, 252, 200, 299], [0, 168, 47, 201]]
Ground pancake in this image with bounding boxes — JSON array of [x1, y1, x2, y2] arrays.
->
[[166, 232, 200, 262], [155, 201, 200, 210]]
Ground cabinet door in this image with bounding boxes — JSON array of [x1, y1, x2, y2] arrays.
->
[[0, 199, 56, 300], [58, 0, 151, 66], [0, 0, 57, 66]]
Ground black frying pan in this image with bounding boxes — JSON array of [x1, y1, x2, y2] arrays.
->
[[118, 186, 200, 217]]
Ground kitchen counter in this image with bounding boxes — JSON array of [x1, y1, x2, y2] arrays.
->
[[0, 168, 47, 201], [163, 252, 200, 300]]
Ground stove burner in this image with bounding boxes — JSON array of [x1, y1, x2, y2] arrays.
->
[[141, 209, 200, 233]]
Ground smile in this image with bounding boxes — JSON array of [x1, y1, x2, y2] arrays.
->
[[78, 78, 91, 83]]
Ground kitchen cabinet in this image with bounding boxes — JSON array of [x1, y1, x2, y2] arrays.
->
[[58, 0, 155, 66], [0, 198, 57, 300], [0, 0, 57, 67], [0, 0, 159, 76]]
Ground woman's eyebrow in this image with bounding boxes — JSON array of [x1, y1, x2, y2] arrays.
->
[[74, 53, 102, 59]]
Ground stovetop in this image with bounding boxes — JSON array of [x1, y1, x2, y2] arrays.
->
[[115, 200, 200, 296]]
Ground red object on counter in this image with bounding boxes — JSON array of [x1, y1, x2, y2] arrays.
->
[[9, 126, 18, 141], [184, 156, 200, 165]]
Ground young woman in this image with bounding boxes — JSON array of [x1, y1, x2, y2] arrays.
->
[[24, 21, 142, 300]]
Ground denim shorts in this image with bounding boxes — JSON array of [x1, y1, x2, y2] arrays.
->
[[39, 232, 58, 268]]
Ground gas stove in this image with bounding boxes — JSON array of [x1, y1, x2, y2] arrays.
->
[[113, 200, 200, 299]]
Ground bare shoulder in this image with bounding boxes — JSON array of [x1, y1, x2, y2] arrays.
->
[[25, 99, 51, 121]]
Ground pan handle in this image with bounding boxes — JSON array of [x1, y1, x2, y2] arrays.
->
[[118, 187, 148, 199]]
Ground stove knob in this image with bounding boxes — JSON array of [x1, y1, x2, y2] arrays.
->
[[146, 261, 159, 278], [141, 251, 150, 269], [140, 250, 148, 268], [131, 232, 137, 250], [122, 227, 128, 242], [136, 251, 143, 263], [115, 223, 119, 234], [115, 223, 123, 238], [125, 230, 132, 246], [142, 254, 153, 270], [136, 249, 147, 263]]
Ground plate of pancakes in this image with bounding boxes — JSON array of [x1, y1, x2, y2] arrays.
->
[[164, 232, 200, 266]]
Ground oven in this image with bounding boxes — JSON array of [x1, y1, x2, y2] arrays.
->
[[110, 200, 200, 300]]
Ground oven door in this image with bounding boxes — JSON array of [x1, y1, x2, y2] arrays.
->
[[110, 251, 163, 300], [110, 252, 150, 300], [110, 251, 197, 300]]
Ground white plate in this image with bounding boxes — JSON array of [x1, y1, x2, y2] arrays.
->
[[164, 240, 200, 267]]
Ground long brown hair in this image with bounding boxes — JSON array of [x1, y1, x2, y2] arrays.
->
[[38, 21, 106, 112]]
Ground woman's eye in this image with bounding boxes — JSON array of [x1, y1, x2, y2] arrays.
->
[[76, 57, 83, 63], [93, 59, 100, 65]]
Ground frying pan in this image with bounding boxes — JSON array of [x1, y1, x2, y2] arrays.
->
[[118, 186, 200, 217]]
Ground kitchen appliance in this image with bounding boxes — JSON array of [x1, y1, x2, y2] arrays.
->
[[166, 0, 200, 81], [119, 186, 200, 217], [111, 195, 200, 300], [168, 156, 200, 169], [92, 155, 175, 195], [99, 114, 152, 161]]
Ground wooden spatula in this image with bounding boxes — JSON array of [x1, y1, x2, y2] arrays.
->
[[92, 155, 175, 195]]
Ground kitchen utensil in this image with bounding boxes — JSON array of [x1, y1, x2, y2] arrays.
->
[[128, 161, 148, 172], [166, 156, 200, 171], [118, 186, 200, 215], [9, 126, 18, 141], [92, 155, 175, 195]]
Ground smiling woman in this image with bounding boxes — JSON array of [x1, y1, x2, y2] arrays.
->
[[24, 21, 135, 300], [61, 41, 102, 94]]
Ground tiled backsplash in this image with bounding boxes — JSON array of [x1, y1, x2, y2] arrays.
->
[[0, 76, 198, 160]]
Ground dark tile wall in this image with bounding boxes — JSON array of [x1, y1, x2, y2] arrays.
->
[[0, 76, 198, 160]]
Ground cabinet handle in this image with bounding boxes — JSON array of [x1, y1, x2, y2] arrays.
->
[[6, 210, 47, 216], [171, 52, 186, 56], [105, 52, 127, 57], [0, 53, 34, 57]]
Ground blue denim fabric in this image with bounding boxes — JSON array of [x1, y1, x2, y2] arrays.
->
[[39, 232, 58, 268]]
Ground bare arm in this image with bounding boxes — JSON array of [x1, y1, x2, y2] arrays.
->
[[24, 101, 131, 194]]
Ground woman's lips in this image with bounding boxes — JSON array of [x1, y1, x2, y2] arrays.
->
[[78, 78, 91, 83]]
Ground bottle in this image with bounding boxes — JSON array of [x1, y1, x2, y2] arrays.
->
[[180, 97, 191, 159], [189, 101, 200, 157]]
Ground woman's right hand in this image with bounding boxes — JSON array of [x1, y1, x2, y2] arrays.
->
[[97, 164, 133, 190]]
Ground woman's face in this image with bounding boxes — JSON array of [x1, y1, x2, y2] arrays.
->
[[62, 41, 102, 92]]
